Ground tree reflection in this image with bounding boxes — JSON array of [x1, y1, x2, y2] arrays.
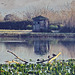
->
[[34, 40, 50, 55], [59, 40, 75, 58]]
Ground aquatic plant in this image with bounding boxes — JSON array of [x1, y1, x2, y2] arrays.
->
[[1, 51, 74, 74], [0, 59, 75, 75]]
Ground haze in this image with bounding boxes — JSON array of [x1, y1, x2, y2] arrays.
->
[[0, 0, 74, 16]]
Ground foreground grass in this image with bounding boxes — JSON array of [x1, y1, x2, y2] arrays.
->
[[0, 59, 75, 75]]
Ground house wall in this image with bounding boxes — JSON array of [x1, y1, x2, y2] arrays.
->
[[33, 19, 49, 32], [33, 21, 40, 31], [45, 20, 49, 28]]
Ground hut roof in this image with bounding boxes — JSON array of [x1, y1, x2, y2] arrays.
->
[[32, 15, 48, 21]]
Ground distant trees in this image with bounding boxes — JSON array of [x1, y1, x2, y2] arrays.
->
[[70, 1, 75, 27], [0, 12, 3, 22], [60, 1, 75, 28], [23, 0, 75, 28], [4, 14, 22, 22]]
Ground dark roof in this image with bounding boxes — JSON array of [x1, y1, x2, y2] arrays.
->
[[32, 15, 48, 21]]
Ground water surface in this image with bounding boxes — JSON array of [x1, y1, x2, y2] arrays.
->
[[0, 37, 75, 64]]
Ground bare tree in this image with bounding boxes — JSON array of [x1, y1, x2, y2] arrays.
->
[[21, 0, 75, 27], [70, 1, 75, 27], [0, 12, 4, 22]]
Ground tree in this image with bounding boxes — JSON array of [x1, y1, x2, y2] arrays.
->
[[4, 14, 22, 22], [70, 0, 75, 27], [0, 12, 4, 22]]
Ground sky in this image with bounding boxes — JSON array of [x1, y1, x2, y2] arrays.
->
[[0, 0, 74, 17]]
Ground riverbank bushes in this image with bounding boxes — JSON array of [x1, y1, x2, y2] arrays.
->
[[0, 21, 32, 30], [60, 26, 75, 33], [0, 20, 75, 33], [0, 59, 75, 75]]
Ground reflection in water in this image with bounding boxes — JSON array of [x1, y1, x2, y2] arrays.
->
[[5, 42, 33, 51], [0, 37, 75, 64], [34, 40, 50, 55], [59, 41, 75, 59]]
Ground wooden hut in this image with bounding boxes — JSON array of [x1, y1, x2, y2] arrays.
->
[[32, 16, 49, 32]]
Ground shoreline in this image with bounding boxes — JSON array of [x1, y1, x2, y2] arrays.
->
[[0, 30, 75, 38]]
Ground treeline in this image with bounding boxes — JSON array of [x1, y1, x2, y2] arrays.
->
[[0, 20, 32, 30], [60, 26, 75, 33]]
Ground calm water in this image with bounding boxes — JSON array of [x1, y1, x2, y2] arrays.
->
[[0, 37, 75, 64]]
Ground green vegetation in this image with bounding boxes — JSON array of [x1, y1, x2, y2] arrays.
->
[[49, 25, 58, 30], [26, 25, 32, 30], [0, 59, 75, 75], [60, 24, 64, 27]]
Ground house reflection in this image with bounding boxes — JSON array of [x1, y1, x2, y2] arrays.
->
[[34, 40, 50, 55]]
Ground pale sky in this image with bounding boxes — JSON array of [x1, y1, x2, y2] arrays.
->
[[0, 0, 74, 16]]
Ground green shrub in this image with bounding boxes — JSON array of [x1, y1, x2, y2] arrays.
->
[[49, 25, 58, 30], [60, 24, 64, 27], [26, 25, 32, 30]]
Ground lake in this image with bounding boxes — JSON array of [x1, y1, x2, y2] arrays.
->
[[0, 36, 75, 64]]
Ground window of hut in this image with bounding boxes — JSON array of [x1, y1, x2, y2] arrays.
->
[[38, 22, 40, 24]]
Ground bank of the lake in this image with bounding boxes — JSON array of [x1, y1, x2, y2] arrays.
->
[[0, 30, 75, 38]]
